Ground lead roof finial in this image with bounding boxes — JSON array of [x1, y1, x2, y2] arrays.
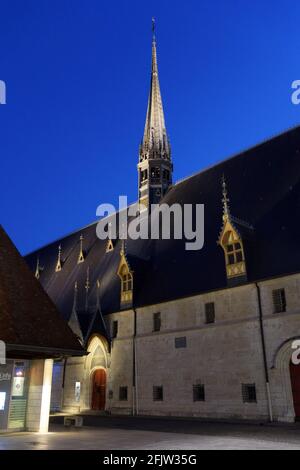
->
[[96, 279, 101, 311], [72, 281, 78, 312], [85, 267, 90, 311], [35, 257, 40, 279], [78, 234, 85, 264], [55, 244, 62, 272], [85, 266, 90, 292], [222, 175, 231, 221]]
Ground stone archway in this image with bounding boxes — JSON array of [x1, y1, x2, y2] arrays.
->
[[84, 335, 110, 411], [271, 337, 300, 422]]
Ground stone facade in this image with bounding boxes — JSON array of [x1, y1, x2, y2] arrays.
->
[[55, 272, 300, 422]]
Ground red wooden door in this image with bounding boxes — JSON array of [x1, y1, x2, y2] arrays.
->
[[91, 369, 106, 410], [290, 362, 300, 418]]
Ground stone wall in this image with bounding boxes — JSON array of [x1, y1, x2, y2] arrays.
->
[[60, 273, 300, 422]]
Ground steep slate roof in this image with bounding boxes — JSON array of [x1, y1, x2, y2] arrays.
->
[[0, 226, 84, 358], [25, 126, 300, 322]]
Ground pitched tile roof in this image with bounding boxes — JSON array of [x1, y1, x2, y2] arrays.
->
[[0, 226, 84, 357], [26, 126, 300, 322]]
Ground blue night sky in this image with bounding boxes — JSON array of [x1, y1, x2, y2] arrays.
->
[[0, 0, 299, 254]]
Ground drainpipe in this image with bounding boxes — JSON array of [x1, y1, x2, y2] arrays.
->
[[132, 307, 138, 416], [255, 282, 273, 422]]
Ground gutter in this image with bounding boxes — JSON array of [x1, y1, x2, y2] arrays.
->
[[255, 282, 273, 422], [6, 343, 86, 358]]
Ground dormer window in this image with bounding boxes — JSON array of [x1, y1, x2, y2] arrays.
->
[[220, 228, 246, 279], [224, 234, 244, 266], [117, 246, 133, 308], [218, 177, 247, 284], [119, 265, 133, 303]]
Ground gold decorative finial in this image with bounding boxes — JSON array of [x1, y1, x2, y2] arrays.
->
[[55, 244, 62, 272], [78, 234, 85, 264], [35, 256, 44, 279], [35, 257, 40, 279], [222, 175, 230, 221]]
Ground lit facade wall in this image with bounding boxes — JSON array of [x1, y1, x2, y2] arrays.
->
[[59, 273, 300, 422]]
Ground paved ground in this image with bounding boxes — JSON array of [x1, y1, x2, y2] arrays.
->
[[1, 416, 300, 450]]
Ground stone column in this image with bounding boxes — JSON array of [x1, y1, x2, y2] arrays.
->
[[26, 359, 53, 432]]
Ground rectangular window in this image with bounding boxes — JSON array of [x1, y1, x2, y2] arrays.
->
[[242, 384, 257, 403], [153, 312, 161, 332], [119, 386, 128, 401], [108, 390, 113, 400], [272, 289, 286, 313], [112, 320, 118, 338], [153, 386, 163, 401], [175, 337, 187, 348], [205, 302, 215, 324], [193, 384, 205, 402]]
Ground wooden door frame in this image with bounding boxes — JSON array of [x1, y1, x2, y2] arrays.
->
[[290, 361, 300, 420], [90, 367, 107, 411]]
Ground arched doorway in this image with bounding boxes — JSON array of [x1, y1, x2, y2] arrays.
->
[[91, 369, 106, 410], [272, 338, 300, 422], [290, 362, 300, 420]]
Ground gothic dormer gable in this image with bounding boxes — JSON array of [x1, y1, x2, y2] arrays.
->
[[218, 177, 247, 284]]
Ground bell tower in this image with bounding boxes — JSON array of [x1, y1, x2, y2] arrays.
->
[[138, 19, 173, 210]]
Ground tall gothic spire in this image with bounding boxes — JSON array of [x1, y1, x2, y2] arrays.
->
[[140, 19, 170, 161], [138, 19, 173, 208]]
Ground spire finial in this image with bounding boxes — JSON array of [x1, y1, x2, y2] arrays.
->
[[85, 267, 90, 292], [85, 267, 90, 311], [152, 17, 155, 40], [72, 281, 78, 312], [35, 257, 40, 279], [55, 244, 62, 272], [96, 279, 101, 310], [78, 234, 85, 264], [222, 175, 230, 220]]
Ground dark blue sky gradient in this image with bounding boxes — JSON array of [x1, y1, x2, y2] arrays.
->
[[0, 0, 300, 253]]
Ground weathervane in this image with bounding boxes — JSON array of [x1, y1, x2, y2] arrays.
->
[[152, 17, 156, 41]]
